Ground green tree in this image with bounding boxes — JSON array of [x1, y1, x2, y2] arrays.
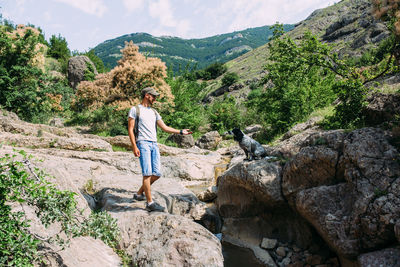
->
[[48, 34, 70, 74], [48, 34, 70, 60], [248, 26, 337, 139], [163, 73, 208, 135], [208, 95, 243, 133], [85, 49, 106, 73], [0, 25, 73, 122]]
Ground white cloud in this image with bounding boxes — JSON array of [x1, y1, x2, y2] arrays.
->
[[148, 0, 191, 37], [149, 0, 175, 27], [197, 0, 333, 36], [53, 0, 107, 17], [122, 0, 144, 13]]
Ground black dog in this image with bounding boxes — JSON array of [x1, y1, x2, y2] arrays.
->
[[227, 128, 267, 161]]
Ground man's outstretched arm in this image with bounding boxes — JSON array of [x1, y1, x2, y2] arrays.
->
[[156, 120, 192, 135]]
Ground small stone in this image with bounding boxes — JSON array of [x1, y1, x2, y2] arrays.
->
[[276, 246, 286, 257], [281, 257, 291, 266], [261, 238, 278, 249], [293, 245, 301, 252]]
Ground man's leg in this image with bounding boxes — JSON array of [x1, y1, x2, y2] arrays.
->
[[135, 141, 153, 201], [137, 175, 159, 198], [142, 176, 152, 202]]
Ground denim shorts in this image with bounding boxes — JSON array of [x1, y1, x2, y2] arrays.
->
[[137, 140, 162, 177]]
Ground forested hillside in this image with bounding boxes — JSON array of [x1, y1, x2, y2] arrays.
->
[[93, 25, 294, 72]]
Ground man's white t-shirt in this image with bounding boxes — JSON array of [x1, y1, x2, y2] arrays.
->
[[128, 104, 162, 142]]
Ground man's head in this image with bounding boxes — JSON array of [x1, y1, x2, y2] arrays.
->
[[141, 87, 160, 99]]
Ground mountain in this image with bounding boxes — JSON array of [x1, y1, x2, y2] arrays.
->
[[93, 25, 294, 72], [201, 0, 390, 100]]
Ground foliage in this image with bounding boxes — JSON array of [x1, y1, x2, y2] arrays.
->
[[162, 74, 208, 135], [93, 25, 294, 73], [47, 34, 70, 61], [221, 72, 239, 87], [195, 62, 227, 80], [75, 41, 173, 111], [85, 49, 107, 73], [67, 105, 129, 136], [0, 24, 73, 123], [0, 150, 121, 266], [207, 95, 243, 133], [84, 61, 96, 81], [47, 34, 70, 74], [323, 79, 368, 129], [373, 0, 400, 66], [248, 25, 337, 140]]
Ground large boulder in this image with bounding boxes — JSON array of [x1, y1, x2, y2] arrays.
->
[[290, 128, 400, 261], [363, 93, 400, 126], [217, 158, 318, 249], [195, 131, 222, 150], [68, 56, 98, 89], [217, 158, 285, 216], [99, 187, 223, 266], [166, 133, 195, 148], [120, 212, 223, 266]]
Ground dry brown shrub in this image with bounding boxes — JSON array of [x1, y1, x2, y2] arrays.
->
[[45, 93, 63, 111], [75, 41, 173, 111]]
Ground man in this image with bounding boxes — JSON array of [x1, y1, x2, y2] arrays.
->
[[128, 87, 192, 212]]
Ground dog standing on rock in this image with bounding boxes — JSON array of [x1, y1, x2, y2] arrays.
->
[[227, 128, 268, 161]]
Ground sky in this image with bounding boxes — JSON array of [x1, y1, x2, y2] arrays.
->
[[0, 0, 335, 52]]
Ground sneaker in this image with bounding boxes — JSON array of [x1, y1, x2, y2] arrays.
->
[[133, 193, 146, 201], [146, 202, 165, 212]]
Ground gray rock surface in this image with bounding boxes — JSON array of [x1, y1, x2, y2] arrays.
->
[[0, 110, 225, 266], [293, 128, 400, 260], [217, 158, 284, 216], [261, 238, 277, 249], [68, 56, 98, 89], [363, 93, 400, 126], [167, 133, 195, 148], [357, 247, 400, 267], [195, 131, 222, 150]]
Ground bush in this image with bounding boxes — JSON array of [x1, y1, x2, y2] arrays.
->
[[207, 95, 243, 133], [221, 72, 239, 87], [195, 62, 227, 80], [248, 27, 336, 139], [68, 105, 128, 136], [0, 150, 121, 266], [323, 79, 367, 129], [163, 73, 208, 133], [0, 25, 74, 123]]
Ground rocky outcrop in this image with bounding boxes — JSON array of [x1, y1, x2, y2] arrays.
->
[[68, 56, 98, 89], [166, 133, 195, 148], [0, 111, 224, 266], [286, 128, 400, 262], [363, 93, 400, 126], [217, 156, 321, 261], [99, 187, 223, 266], [217, 126, 400, 265], [202, 83, 244, 103], [195, 131, 222, 150]]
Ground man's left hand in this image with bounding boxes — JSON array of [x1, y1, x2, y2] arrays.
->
[[182, 129, 193, 135]]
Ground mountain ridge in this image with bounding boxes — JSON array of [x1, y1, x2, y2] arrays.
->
[[93, 25, 294, 72]]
